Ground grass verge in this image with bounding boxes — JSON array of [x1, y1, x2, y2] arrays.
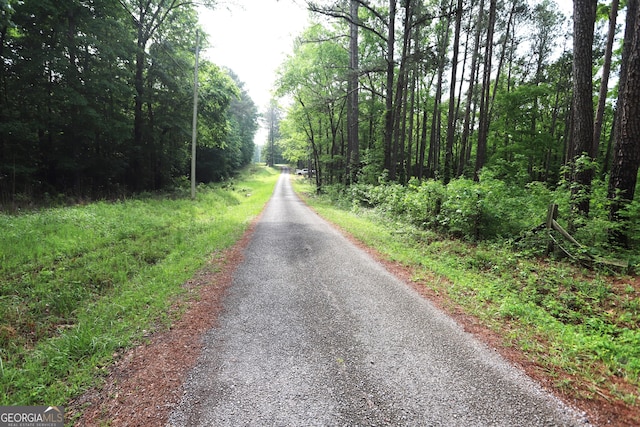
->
[[0, 165, 279, 406], [293, 176, 640, 426]]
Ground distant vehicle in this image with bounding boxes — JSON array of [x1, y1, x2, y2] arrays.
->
[[295, 168, 308, 175]]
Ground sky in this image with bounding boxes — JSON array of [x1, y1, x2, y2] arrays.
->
[[198, 0, 573, 147], [198, 0, 311, 146]]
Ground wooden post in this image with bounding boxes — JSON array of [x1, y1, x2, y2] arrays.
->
[[546, 203, 558, 254], [546, 203, 558, 230]]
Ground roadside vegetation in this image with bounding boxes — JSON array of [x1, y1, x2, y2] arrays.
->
[[0, 165, 279, 407], [293, 175, 640, 424]]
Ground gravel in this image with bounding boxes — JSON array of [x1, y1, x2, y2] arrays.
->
[[168, 170, 591, 426]]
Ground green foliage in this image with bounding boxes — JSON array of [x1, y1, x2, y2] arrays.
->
[[439, 178, 483, 238], [0, 0, 255, 203], [275, 23, 350, 185], [0, 165, 278, 406], [339, 173, 557, 242], [403, 179, 447, 228], [195, 70, 258, 183], [357, 149, 386, 185], [321, 168, 639, 261]]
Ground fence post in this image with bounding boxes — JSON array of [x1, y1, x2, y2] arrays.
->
[[545, 203, 558, 254]]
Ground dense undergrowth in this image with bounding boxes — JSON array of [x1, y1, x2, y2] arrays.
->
[[294, 175, 640, 421], [324, 170, 640, 267], [0, 165, 279, 406]]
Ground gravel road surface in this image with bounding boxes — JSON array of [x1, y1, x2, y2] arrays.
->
[[168, 170, 590, 426]]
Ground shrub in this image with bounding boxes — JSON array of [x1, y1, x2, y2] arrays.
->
[[403, 179, 446, 228], [333, 172, 637, 255], [440, 178, 483, 239]]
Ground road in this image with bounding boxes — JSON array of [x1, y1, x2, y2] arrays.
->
[[168, 170, 589, 426]]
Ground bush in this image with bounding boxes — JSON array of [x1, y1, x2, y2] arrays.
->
[[403, 179, 446, 228], [439, 178, 483, 239], [330, 173, 637, 254]]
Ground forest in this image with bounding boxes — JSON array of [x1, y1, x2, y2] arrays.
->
[[271, 0, 640, 256], [0, 0, 258, 203], [1, 0, 639, 254]]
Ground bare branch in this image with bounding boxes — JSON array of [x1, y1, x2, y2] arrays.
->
[[307, 1, 387, 42], [300, 34, 349, 44]]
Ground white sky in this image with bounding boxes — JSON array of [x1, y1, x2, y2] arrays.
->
[[198, 0, 311, 146], [198, 0, 573, 147]]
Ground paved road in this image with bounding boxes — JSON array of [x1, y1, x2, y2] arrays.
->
[[168, 170, 589, 426]]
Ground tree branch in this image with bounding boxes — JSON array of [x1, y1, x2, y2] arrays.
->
[[307, 1, 387, 42]]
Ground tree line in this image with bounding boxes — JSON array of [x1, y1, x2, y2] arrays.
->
[[0, 0, 259, 203], [274, 0, 639, 246]]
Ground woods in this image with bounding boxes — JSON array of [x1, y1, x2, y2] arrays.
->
[[0, 0, 258, 203], [277, 0, 640, 251], [1, 0, 638, 247]]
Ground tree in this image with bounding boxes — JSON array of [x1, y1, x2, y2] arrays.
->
[[265, 100, 283, 168], [0, 0, 138, 198], [444, 0, 463, 184], [593, 0, 620, 156], [195, 70, 256, 183], [347, 0, 360, 183], [390, 0, 415, 182], [0, 0, 252, 201], [117, 0, 215, 190], [227, 72, 259, 167], [474, 0, 497, 180], [192, 62, 245, 182], [486, 0, 564, 184], [426, 0, 452, 180], [458, 0, 484, 178], [384, 0, 397, 174], [276, 23, 350, 187], [570, 0, 597, 218], [608, 0, 640, 246]]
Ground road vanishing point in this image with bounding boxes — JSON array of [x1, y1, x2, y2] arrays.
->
[[168, 169, 590, 426]]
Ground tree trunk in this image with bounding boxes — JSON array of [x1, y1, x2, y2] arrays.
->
[[444, 0, 463, 184], [608, 0, 640, 245], [601, 110, 616, 178], [132, 36, 146, 185], [489, 0, 517, 119], [474, 0, 497, 180], [593, 0, 619, 156], [428, 63, 444, 179], [383, 0, 397, 173], [459, 0, 484, 177], [390, 0, 413, 182], [406, 63, 417, 179], [453, 6, 473, 175], [347, 0, 360, 184], [427, 2, 452, 179], [570, 0, 597, 217]]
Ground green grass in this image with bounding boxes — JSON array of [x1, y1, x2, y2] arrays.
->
[[0, 164, 279, 406], [293, 177, 640, 417]]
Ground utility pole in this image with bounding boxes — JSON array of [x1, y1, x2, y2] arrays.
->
[[191, 30, 200, 200]]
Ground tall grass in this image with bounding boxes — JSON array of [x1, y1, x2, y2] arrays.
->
[[0, 165, 279, 406]]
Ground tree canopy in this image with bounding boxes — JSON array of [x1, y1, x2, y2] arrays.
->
[[0, 0, 258, 203], [275, 0, 639, 247]]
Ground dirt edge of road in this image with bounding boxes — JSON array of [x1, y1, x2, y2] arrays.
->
[[69, 201, 635, 427], [69, 217, 258, 426], [325, 220, 637, 427]]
